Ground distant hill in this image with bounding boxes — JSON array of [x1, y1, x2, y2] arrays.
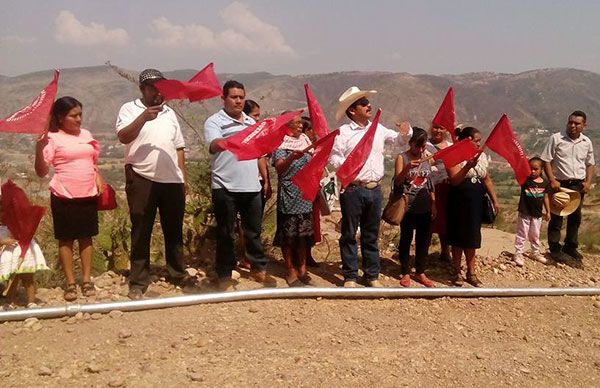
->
[[1, 66, 599, 158]]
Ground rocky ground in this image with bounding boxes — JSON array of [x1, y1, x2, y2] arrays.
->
[[1, 224, 600, 387]]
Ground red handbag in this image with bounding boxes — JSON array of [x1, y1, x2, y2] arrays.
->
[[97, 183, 117, 211]]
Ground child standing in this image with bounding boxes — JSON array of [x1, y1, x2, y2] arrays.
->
[[513, 157, 551, 266], [394, 128, 436, 287], [0, 202, 49, 308]]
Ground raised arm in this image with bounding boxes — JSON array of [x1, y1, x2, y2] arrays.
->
[[117, 105, 163, 144]]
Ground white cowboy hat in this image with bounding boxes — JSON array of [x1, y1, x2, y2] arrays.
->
[[334, 86, 377, 122], [550, 187, 581, 216]]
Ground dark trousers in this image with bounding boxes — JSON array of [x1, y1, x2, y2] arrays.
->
[[548, 180, 584, 252], [398, 212, 432, 275], [212, 188, 266, 278], [339, 185, 383, 281], [125, 165, 186, 291]]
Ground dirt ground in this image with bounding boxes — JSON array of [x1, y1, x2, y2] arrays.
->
[[2, 223, 600, 387]]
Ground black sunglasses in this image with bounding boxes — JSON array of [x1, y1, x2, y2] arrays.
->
[[353, 97, 370, 107]]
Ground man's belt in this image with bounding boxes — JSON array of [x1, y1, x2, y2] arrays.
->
[[349, 180, 381, 189], [559, 179, 583, 185]]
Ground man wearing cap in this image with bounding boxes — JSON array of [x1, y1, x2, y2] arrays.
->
[[329, 86, 411, 287], [541, 110, 595, 262], [204, 80, 275, 290], [116, 69, 189, 299]]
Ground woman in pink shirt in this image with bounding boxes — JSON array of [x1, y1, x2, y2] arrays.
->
[[34, 96, 104, 301]]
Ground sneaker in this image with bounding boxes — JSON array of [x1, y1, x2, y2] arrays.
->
[[513, 253, 525, 267], [466, 273, 483, 287], [127, 288, 144, 300], [562, 247, 584, 261], [529, 252, 548, 264], [364, 279, 384, 288], [343, 280, 359, 288], [249, 270, 277, 287]]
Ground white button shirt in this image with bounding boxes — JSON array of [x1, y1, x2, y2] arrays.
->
[[541, 130, 595, 180], [329, 120, 411, 182]]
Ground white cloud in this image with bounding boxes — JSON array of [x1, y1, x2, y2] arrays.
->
[[54, 10, 129, 47], [147, 17, 216, 49], [0, 35, 37, 47], [147, 1, 294, 54], [220, 2, 293, 54]]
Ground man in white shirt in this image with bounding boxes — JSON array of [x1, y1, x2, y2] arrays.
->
[[329, 86, 410, 287], [541, 110, 595, 262], [204, 80, 275, 290], [116, 69, 189, 299]]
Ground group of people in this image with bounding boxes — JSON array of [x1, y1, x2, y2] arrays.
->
[[0, 67, 595, 306]]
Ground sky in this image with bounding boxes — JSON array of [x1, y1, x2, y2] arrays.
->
[[1, 0, 600, 77]]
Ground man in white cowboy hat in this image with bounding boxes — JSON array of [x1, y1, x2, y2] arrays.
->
[[541, 110, 595, 262], [329, 86, 411, 287]]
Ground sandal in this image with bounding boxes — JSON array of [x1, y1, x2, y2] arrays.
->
[[298, 274, 317, 287], [451, 271, 464, 287], [286, 276, 305, 287], [82, 281, 96, 297], [399, 275, 411, 288], [64, 284, 78, 301], [413, 274, 434, 288], [466, 273, 483, 287]]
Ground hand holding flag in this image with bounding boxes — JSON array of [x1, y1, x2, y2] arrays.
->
[[336, 109, 382, 188], [220, 109, 304, 161], [431, 138, 479, 168], [292, 129, 340, 201]]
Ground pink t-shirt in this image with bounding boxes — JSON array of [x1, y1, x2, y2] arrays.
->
[[43, 128, 100, 199]]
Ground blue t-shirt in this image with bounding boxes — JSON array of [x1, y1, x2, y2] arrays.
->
[[204, 109, 261, 192]]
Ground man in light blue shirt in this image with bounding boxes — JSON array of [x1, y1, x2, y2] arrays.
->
[[204, 80, 275, 290]]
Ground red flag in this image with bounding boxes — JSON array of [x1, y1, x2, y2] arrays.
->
[[292, 129, 340, 201], [220, 109, 304, 161], [432, 138, 479, 168], [304, 83, 329, 139], [154, 63, 221, 102], [484, 114, 531, 185], [0, 70, 59, 134], [0, 180, 46, 259], [432, 87, 456, 142], [336, 109, 382, 188]]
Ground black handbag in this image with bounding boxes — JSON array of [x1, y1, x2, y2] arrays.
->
[[482, 192, 496, 224]]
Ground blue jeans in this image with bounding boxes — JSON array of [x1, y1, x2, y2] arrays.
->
[[212, 189, 266, 278], [339, 185, 383, 281]]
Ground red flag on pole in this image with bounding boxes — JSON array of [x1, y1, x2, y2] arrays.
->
[[304, 83, 329, 139], [484, 114, 531, 185], [154, 63, 221, 102], [220, 109, 304, 161], [292, 129, 340, 201], [0, 180, 46, 259], [431, 87, 456, 142], [0, 70, 59, 134], [432, 138, 479, 168], [336, 109, 382, 188]]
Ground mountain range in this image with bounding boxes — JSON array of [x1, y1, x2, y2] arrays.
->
[[1, 66, 599, 155]]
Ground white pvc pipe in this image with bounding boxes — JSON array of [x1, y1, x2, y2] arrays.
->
[[1, 287, 599, 322]]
